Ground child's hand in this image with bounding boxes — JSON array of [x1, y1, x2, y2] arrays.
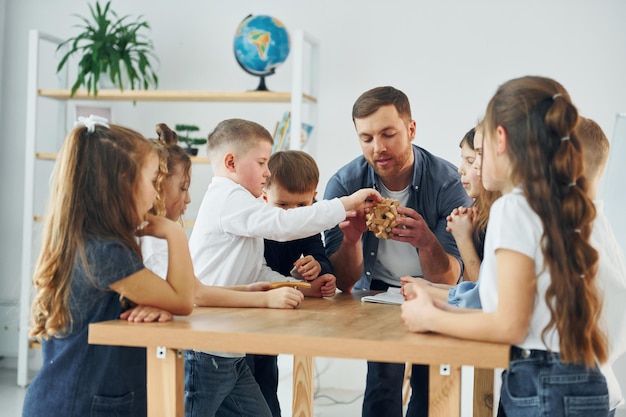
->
[[338, 210, 369, 245], [136, 213, 182, 240], [247, 281, 271, 292], [266, 287, 304, 309], [301, 274, 336, 298], [294, 255, 321, 281], [445, 206, 475, 239], [401, 285, 435, 333], [120, 305, 173, 323], [400, 276, 431, 299], [340, 188, 382, 212], [400, 275, 431, 287], [401, 282, 421, 300]]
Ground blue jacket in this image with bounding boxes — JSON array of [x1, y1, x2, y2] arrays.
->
[[323, 144, 472, 290]]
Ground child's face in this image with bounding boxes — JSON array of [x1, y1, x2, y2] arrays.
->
[[263, 184, 316, 209], [472, 129, 484, 174], [136, 151, 160, 222], [164, 164, 191, 221], [234, 140, 272, 198], [481, 127, 508, 192], [458, 143, 481, 198]]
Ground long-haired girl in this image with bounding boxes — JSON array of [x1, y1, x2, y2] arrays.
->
[[22, 116, 194, 417], [401, 76, 608, 416]]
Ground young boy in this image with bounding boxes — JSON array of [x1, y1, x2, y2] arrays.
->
[[246, 150, 337, 417], [576, 117, 626, 416], [187, 118, 381, 417], [263, 150, 336, 293]]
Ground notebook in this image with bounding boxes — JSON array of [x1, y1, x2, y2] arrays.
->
[[360, 287, 404, 305]]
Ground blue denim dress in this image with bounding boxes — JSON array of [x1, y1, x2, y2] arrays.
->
[[22, 239, 146, 417]]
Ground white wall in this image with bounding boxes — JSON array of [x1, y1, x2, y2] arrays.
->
[[2, 0, 626, 411]]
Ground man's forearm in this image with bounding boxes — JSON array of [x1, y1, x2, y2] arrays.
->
[[329, 241, 364, 292], [419, 243, 461, 285]]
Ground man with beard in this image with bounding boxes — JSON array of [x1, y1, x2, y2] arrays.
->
[[324, 86, 471, 417]]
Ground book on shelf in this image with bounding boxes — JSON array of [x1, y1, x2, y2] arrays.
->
[[272, 111, 314, 153]]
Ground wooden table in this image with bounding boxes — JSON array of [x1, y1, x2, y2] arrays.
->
[[89, 291, 509, 417]]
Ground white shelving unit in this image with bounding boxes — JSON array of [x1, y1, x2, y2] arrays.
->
[[17, 28, 319, 387]]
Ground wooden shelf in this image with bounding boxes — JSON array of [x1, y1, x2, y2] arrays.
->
[[36, 153, 209, 164], [38, 89, 317, 104]]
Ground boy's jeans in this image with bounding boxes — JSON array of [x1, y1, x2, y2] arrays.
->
[[245, 354, 281, 417], [185, 351, 272, 417], [499, 346, 609, 417]]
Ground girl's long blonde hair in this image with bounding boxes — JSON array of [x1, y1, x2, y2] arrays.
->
[[30, 123, 154, 339]]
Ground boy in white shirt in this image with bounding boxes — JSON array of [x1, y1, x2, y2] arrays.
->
[[186, 118, 381, 417], [577, 117, 626, 416]]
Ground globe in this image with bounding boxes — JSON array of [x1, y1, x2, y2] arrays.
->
[[234, 14, 290, 91]]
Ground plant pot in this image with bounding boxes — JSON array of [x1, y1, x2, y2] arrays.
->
[[185, 147, 199, 156], [98, 62, 130, 90]]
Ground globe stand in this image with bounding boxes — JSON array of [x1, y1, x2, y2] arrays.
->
[[236, 58, 277, 91], [255, 75, 269, 91], [252, 68, 275, 91]]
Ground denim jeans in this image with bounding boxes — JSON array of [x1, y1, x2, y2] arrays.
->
[[499, 347, 609, 417], [362, 361, 429, 417], [245, 354, 281, 417], [363, 280, 429, 417], [185, 351, 272, 417]]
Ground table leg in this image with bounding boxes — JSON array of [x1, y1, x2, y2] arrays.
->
[[292, 355, 314, 417], [473, 368, 494, 417], [146, 346, 184, 417], [428, 364, 461, 417]]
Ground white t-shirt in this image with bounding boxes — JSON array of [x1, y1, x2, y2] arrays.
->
[[373, 183, 422, 286], [140, 235, 168, 280], [479, 187, 559, 351], [593, 200, 626, 409], [479, 191, 626, 409]]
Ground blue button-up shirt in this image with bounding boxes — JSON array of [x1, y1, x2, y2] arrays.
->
[[324, 144, 472, 290]]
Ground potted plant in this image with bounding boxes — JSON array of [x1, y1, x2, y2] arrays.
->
[[175, 124, 208, 156], [56, 0, 159, 97]]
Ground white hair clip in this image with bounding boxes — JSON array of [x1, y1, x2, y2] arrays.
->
[[552, 93, 562, 100], [74, 114, 109, 133]]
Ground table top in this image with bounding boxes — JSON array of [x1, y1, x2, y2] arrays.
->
[[89, 291, 509, 369]]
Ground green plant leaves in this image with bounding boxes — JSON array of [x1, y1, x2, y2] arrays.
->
[[56, 0, 159, 96], [174, 124, 207, 147]]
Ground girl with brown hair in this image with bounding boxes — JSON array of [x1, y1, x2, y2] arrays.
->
[[22, 116, 194, 417], [401, 76, 609, 416]]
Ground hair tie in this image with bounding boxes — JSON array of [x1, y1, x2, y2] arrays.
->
[[75, 115, 109, 133], [552, 93, 562, 100], [561, 136, 570, 142], [568, 182, 576, 187], [574, 228, 581, 234]]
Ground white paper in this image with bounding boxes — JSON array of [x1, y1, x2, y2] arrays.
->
[[360, 287, 404, 305]]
